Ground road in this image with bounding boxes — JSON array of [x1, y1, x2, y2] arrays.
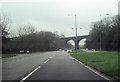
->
[[3, 51, 106, 80]]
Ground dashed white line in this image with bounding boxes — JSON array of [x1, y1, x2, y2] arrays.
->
[[44, 59, 50, 64], [50, 55, 56, 58], [49, 56, 54, 59], [20, 66, 40, 82]]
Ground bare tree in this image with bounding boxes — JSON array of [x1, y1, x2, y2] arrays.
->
[[17, 25, 27, 36], [27, 24, 36, 34], [17, 24, 37, 36], [0, 13, 11, 39]]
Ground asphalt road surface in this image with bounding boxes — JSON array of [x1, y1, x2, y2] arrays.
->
[[2, 51, 106, 80]]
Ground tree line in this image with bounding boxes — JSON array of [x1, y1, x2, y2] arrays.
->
[[85, 15, 120, 51], [1, 14, 73, 54]]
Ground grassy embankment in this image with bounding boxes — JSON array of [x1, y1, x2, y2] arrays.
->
[[69, 50, 120, 79], [2, 54, 18, 58]]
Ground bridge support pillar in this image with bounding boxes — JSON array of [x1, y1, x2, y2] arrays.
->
[[75, 40, 79, 50]]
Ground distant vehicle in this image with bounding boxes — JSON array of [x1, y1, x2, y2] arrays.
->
[[19, 50, 30, 53], [26, 50, 30, 53], [59, 49, 62, 51], [86, 48, 88, 51], [19, 50, 25, 53]]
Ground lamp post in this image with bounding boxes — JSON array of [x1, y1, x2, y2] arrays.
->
[[100, 14, 102, 51], [68, 14, 78, 50], [99, 14, 109, 51]]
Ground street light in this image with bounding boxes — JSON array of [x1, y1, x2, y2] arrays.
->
[[99, 14, 109, 51], [68, 14, 78, 50]]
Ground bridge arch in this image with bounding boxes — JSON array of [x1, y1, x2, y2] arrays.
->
[[79, 39, 86, 49], [61, 35, 90, 49], [66, 40, 75, 49]]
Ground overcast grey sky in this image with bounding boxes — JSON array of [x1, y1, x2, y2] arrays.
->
[[0, 0, 119, 45]]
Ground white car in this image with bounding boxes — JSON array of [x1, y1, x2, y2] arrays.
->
[[59, 49, 62, 51], [86, 48, 88, 51], [19, 50, 24, 53]]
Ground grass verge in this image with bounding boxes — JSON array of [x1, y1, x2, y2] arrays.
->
[[2, 51, 51, 58], [70, 50, 120, 79], [2, 54, 18, 58]]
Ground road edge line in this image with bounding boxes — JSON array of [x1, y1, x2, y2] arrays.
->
[[20, 66, 40, 82], [73, 57, 111, 80]]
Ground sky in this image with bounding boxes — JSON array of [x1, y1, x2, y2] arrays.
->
[[0, 0, 119, 45]]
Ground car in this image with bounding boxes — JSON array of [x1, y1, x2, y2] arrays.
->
[[86, 48, 88, 51], [26, 50, 30, 53], [59, 49, 62, 51], [19, 50, 25, 53]]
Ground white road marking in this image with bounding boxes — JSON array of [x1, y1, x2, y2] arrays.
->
[[50, 55, 55, 59], [71, 58, 75, 59], [44, 59, 50, 64], [86, 66, 110, 80], [73, 58, 84, 65], [51, 55, 56, 58], [20, 66, 40, 82], [73, 57, 110, 80], [49, 57, 53, 59]]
